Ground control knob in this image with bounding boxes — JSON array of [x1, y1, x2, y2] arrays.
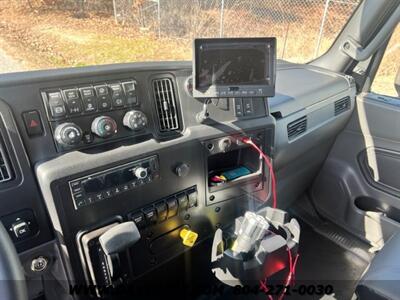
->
[[134, 167, 148, 179], [218, 137, 232, 153], [123, 110, 148, 131], [54, 122, 82, 146], [91, 116, 117, 138]]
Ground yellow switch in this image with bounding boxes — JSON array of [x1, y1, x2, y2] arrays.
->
[[180, 228, 198, 247]]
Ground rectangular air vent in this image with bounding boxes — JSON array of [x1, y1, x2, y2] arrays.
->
[[0, 137, 12, 183], [334, 96, 351, 116], [287, 116, 307, 140], [152, 78, 180, 132]]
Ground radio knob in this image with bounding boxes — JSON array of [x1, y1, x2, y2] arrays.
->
[[54, 122, 82, 146], [91, 116, 117, 138], [123, 110, 148, 131], [134, 167, 148, 179]]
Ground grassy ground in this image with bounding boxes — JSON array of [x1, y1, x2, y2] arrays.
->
[[0, 6, 192, 69], [0, 3, 398, 97]]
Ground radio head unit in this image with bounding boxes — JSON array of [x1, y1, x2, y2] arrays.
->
[[193, 37, 276, 99]]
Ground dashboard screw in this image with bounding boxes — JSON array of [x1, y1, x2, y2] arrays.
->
[[184, 214, 190, 220], [209, 195, 215, 201], [215, 207, 221, 213]]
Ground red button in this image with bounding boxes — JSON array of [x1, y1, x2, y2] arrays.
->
[[29, 119, 39, 128], [22, 110, 43, 137]]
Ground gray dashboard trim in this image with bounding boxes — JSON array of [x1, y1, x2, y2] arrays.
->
[[270, 64, 353, 117]]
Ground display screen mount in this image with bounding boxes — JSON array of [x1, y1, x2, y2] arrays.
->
[[193, 37, 276, 99]]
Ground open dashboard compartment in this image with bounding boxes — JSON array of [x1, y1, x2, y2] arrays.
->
[[207, 147, 262, 193], [203, 130, 270, 205]]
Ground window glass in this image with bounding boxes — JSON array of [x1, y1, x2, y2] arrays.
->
[[0, 0, 360, 74], [371, 24, 400, 98]]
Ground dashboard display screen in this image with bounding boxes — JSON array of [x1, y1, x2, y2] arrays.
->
[[193, 38, 276, 97]]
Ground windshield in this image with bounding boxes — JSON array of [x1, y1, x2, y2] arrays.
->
[[0, 0, 360, 74]]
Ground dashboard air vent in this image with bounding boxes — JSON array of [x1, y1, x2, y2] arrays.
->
[[153, 78, 180, 132], [334, 96, 351, 116], [287, 116, 307, 140], [0, 137, 12, 183]]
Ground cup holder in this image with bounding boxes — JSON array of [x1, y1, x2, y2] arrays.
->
[[355, 197, 400, 223]]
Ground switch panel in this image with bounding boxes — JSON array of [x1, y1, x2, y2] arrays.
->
[[1, 209, 39, 242], [128, 186, 197, 231], [41, 79, 148, 153], [42, 80, 139, 121]]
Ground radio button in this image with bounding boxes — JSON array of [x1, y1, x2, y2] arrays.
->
[[94, 192, 105, 202], [104, 190, 113, 198], [130, 180, 138, 188], [74, 193, 86, 208], [113, 186, 121, 195], [121, 184, 130, 192], [86, 196, 95, 204], [71, 184, 82, 194], [70, 181, 81, 189]]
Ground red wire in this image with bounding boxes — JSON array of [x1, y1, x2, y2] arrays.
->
[[241, 137, 277, 208], [241, 137, 300, 300], [278, 248, 300, 300]]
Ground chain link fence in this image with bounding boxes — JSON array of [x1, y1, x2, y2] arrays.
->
[[111, 0, 359, 63], [24, 0, 360, 63]]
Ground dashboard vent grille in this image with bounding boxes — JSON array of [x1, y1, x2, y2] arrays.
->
[[0, 137, 12, 183], [334, 96, 351, 116], [287, 116, 307, 140], [153, 78, 180, 132]]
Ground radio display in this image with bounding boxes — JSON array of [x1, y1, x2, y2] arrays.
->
[[193, 38, 276, 98]]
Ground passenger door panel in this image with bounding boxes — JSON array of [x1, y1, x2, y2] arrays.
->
[[311, 93, 400, 247]]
